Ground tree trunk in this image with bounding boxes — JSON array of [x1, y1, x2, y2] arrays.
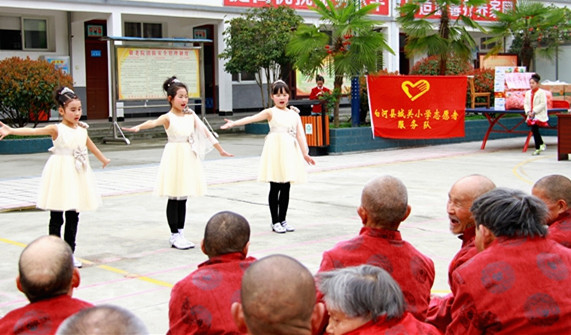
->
[[438, 6, 450, 75], [256, 70, 266, 109], [333, 74, 344, 128], [265, 68, 273, 108], [521, 36, 533, 71]]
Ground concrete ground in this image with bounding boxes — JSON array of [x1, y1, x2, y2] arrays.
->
[[0, 128, 568, 334]]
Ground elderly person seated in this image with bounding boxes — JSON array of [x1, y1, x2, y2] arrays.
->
[[317, 264, 441, 334]]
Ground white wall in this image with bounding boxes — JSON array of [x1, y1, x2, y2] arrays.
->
[[535, 45, 571, 83]]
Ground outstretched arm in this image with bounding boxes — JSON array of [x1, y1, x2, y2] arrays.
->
[[122, 114, 168, 132], [192, 113, 234, 157], [220, 109, 271, 129], [213, 143, 233, 157], [0, 121, 57, 140], [86, 137, 110, 168]]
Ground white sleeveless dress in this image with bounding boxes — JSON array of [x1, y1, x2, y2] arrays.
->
[[155, 112, 210, 197], [258, 107, 307, 184], [37, 123, 101, 211]]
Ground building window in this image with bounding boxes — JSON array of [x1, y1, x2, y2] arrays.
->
[[124, 22, 162, 38], [0, 16, 48, 50], [232, 71, 256, 82]]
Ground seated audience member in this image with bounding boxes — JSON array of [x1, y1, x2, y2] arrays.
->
[[168, 211, 256, 335], [317, 264, 442, 335], [427, 174, 495, 331], [447, 188, 571, 334], [0, 235, 92, 335], [231, 254, 325, 335], [56, 304, 148, 335], [532, 174, 571, 248], [318, 175, 435, 321]]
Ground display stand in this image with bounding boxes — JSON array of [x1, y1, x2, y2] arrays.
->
[[102, 36, 211, 144]]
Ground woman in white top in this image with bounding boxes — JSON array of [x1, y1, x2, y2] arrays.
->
[[524, 73, 548, 156]]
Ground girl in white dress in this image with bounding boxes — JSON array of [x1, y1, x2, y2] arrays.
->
[[221, 80, 315, 233], [0, 87, 110, 267], [123, 76, 233, 249]]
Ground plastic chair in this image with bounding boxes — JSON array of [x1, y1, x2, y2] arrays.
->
[[468, 75, 491, 109]]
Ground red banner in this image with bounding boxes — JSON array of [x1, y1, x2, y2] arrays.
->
[[399, 0, 514, 22], [224, 0, 389, 16], [367, 75, 467, 139]]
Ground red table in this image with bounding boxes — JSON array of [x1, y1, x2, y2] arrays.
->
[[466, 108, 566, 152]]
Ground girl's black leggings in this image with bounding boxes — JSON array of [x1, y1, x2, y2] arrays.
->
[[166, 198, 187, 233], [269, 182, 291, 224], [49, 210, 79, 252]]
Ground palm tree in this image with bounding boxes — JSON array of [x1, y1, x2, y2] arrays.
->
[[287, 0, 393, 127], [397, 0, 487, 75], [487, 0, 571, 71]]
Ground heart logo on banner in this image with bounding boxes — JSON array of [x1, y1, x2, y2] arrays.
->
[[401, 80, 430, 101]]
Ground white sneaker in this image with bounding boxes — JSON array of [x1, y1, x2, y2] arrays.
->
[[73, 256, 83, 268], [540, 144, 546, 151], [271, 222, 286, 233], [170, 233, 195, 250], [281, 221, 295, 232]]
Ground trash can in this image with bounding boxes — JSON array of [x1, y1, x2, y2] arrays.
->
[[301, 114, 329, 156]]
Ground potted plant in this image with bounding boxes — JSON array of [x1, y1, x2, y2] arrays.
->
[[0, 57, 73, 154]]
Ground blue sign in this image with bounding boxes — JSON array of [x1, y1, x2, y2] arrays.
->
[[91, 50, 102, 57]]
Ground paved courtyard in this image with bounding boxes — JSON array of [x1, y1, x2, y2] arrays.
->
[[0, 132, 567, 334]]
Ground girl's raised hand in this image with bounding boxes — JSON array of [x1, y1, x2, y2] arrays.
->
[[220, 119, 234, 130], [0, 121, 12, 140]]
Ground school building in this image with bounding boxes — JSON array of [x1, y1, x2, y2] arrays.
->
[[1, 0, 569, 120]]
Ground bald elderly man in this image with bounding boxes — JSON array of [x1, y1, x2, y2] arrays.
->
[[318, 175, 435, 321], [168, 211, 256, 335], [0, 235, 92, 335], [56, 304, 148, 335], [427, 174, 495, 332], [231, 254, 325, 335], [532, 174, 571, 248], [447, 188, 571, 334]]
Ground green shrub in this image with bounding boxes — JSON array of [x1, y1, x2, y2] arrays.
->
[[410, 55, 473, 75], [0, 57, 73, 128]]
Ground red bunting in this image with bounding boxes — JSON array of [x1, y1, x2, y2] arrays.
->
[[366, 75, 467, 139]]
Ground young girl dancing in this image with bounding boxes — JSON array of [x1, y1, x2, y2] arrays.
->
[[123, 76, 233, 249], [221, 80, 315, 233], [0, 87, 110, 268]]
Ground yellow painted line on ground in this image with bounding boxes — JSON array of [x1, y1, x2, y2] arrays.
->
[[96, 264, 174, 288], [431, 289, 452, 294], [512, 155, 551, 185], [0, 237, 174, 288], [0, 237, 27, 248]]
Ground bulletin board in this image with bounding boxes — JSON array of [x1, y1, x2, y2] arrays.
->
[[116, 46, 200, 100], [478, 53, 518, 70]]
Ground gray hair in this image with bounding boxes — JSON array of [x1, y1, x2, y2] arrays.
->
[[56, 305, 148, 335], [471, 188, 548, 238], [361, 175, 408, 228], [317, 265, 405, 321]]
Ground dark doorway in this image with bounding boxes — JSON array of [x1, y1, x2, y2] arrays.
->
[[399, 33, 410, 75], [194, 25, 216, 114], [84, 20, 109, 119]]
